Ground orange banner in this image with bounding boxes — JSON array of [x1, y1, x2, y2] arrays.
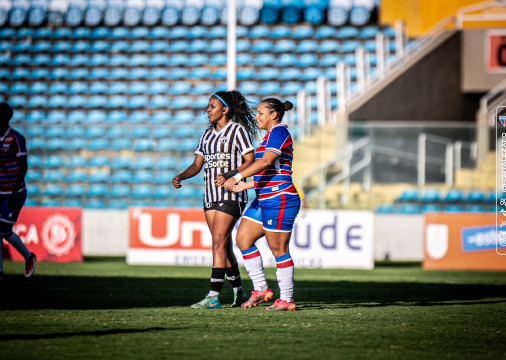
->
[[424, 213, 505, 271]]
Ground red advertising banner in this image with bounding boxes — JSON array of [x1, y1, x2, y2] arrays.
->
[[4, 207, 83, 263], [486, 30, 506, 73], [424, 213, 505, 271]]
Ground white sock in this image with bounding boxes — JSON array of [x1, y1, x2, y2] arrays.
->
[[4, 232, 30, 259], [275, 252, 294, 302], [241, 246, 268, 291]]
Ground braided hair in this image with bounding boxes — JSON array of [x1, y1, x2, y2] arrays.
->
[[210, 90, 259, 141], [260, 98, 294, 122]]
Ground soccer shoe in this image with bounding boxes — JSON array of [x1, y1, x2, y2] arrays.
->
[[190, 295, 221, 309], [231, 288, 248, 308], [264, 299, 296, 311], [25, 253, 36, 278], [241, 288, 274, 309]]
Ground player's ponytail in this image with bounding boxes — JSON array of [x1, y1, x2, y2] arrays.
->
[[260, 98, 293, 122], [226, 90, 260, 141]]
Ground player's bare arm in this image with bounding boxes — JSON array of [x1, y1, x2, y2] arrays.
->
[[223, 151, 279, 191], [172, 155, 204, 189], [214, 151, 254, 187]]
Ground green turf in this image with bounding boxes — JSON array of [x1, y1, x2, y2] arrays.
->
[[1, 258, 505, 360]]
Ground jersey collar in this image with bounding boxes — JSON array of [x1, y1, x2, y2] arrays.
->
[[0, 127, 11, 141], [213, 120, 233, 135]]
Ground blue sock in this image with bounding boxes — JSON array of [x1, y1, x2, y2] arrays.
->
[[4, 232, 30, 259]]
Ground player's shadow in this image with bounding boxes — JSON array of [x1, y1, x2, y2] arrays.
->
[[0, 275, 505, 310], [0, 327, 176, 341]]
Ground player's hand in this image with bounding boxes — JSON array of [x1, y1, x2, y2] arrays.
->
[[172, 176, 182, 189], [214, 173, 226, 187], [223, 178, 238, 191], [231, 181, 247, 193]]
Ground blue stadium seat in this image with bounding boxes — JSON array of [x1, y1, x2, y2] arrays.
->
[[295, 40, 318, 53], [27, 184, 42, 197], [320, 54, 341, 67], [128, 111, 150, 123], [106, 125, 128, 139], [399, 204, 420, 214], [67, 154, 87, 167], [106, 110, 128, 123], [249, 24, 270, 38], [340, 40, 360, 52], [46, 110, 66, 123], [88, 155, 109, 167], [87, 82, 108, 94], [253, 53, 275, 67], [110, 156, 131, 169], [280, 68, 302, 81], [191, 82, 214, 95], [395, 189, 419, 203], [337, 26, 360, 39], [260, 0, 282, 24], [421, 189, 440, 203], [85, 199, 107, 209], [358, 26, 380, 39], [375, 204, 396, 214], [133, 156, 155, 170], [71, 27, 91, 39], [43, 169, 65, 182], [149, 96, 171, 109], [128, 82, 149, 95], [149, 26, 169, 39], [127, 96, 149, 109], [151, 111, 173, 124], [44, 184, 65, 197], [292, 25, 314, 39], [301, 67, 323, 81], [66, 170, 87, 183], [153, 138, 175, 152], [257, 68, 278, 81], [109, 82, 129, 94], [65, 184, 87, 198], [297, 53, 318, 67], [466, 190, 486, 203], [156, 156, 178, 170], [173, 110, 196, 124], [28, 95, 47, 108], [350, 1, 373, 26], [259, 82, 281, 96], [88, 171, 109, 183], [110, 184, 130, 198], [88, 110, 107, 123], [444, 189, 464, 203], [443, 205, 464, 213], [251, 39, 273, 53], [280, 81, 303, 95], [45, 126, 65, 139], [110, 41, 129, 53], [68, 81, 88, 94], [46, 94, 67, 109], [466, 205, 485, 213], [128, 68, 150, 81], [11, 83, 29, 94], [110, 169, 133, 183], [421, 204, 441, 213]]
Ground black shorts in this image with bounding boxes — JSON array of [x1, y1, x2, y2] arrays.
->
[[203, 200, 246, 220]]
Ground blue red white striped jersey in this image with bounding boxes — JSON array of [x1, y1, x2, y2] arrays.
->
[[0, 127, 27, 195], [253, 124, 297, 200]]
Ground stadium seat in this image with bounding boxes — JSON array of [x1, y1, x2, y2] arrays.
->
[[69, 81, 88, 94], [375, 204, 396, 214], [443, 189, 464, 203], [67, 154, 87, 167], [399, 204, 420, 214], [280, 81, 303, 96], [253, 53, 275, 67], [465, 205, 485, 213], [65, 184, 87, 198], [420, 189, 441, 203], [150, 111, 173, 124], [443, 205, 464, 213], [11, 83, 29, 94], [421, 204, 441, 213], [395, 189, 419, 203], [128, 111, 150, 124], [466, 190, 486, 203], [258, 82, 281, 96], [259, 0, 281, 24], [280, 68, 302, 81]]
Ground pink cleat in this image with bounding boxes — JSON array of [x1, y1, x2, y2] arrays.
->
[[241, 288, 274, 308], [264, 299, 296, 311], [25, 253, 36, 278]]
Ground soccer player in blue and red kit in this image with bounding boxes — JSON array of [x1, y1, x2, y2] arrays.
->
[[223, 98, 301, 311], [0, 102, 36, 280]]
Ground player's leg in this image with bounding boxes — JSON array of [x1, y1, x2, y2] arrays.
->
[[191, 206, 237, 309], [262, 194, 301, 311], [237, 199, 274, 308], [0, 191, 35, 278]]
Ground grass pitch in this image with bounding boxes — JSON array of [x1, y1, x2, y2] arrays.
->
[[1, 258, 505, 360]]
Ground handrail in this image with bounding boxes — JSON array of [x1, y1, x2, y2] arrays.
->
[[342, 1, 506, 116]]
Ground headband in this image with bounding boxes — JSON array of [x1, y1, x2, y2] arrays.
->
[[212, 93, 231, 112]]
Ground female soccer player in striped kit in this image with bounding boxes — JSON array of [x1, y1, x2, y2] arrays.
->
[[223, 98, 301, 311], [172, 90, 259, 309]]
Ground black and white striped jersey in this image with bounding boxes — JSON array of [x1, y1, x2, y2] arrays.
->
[[195, 121, 253, 203]]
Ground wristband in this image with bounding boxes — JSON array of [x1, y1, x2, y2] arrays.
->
[[233, 173, 243, 183], [222, 169, 239, 179]]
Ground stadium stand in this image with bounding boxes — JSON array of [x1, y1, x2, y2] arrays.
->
[[9, 0, 492, 211]]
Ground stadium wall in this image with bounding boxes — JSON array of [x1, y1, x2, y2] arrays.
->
[[349, 32, 480, 121], [461, 29, 506, 92], [81, 210, 424, 262]]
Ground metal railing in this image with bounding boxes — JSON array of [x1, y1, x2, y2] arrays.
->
[[300, 132, 477, 209]]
